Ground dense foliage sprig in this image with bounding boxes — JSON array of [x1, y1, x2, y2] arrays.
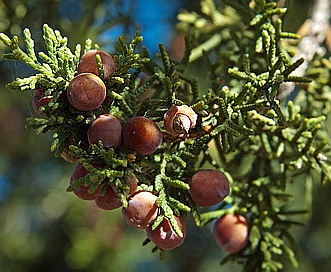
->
[[1, 0, 331, 271], [177, 0, 331, 271]]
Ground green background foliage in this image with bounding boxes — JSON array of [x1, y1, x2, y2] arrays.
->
[[0, 0, 330, 271]]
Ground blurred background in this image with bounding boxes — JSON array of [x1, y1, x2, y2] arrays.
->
[[0, 0, 330, 271]]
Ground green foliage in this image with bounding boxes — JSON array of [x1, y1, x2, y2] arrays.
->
[[1, 0, 331, 271], [177, 0, 331, 270]]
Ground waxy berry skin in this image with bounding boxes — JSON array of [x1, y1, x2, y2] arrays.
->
[[70, 163, 102, 200], [78, 49, 116, 78], [122, 116, 163, 156], [32, 89, 53, 115], [88, 114, 122, 149], [163, 105, 197, 136], [146, 214, 186, 250], [67, 73, 106, 111], [189, 169, 230, 206], [122, 191, 158, 229], [94, 185, 122, 210], [213, 214, 249, 253], [124, 174, 138, 195]]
